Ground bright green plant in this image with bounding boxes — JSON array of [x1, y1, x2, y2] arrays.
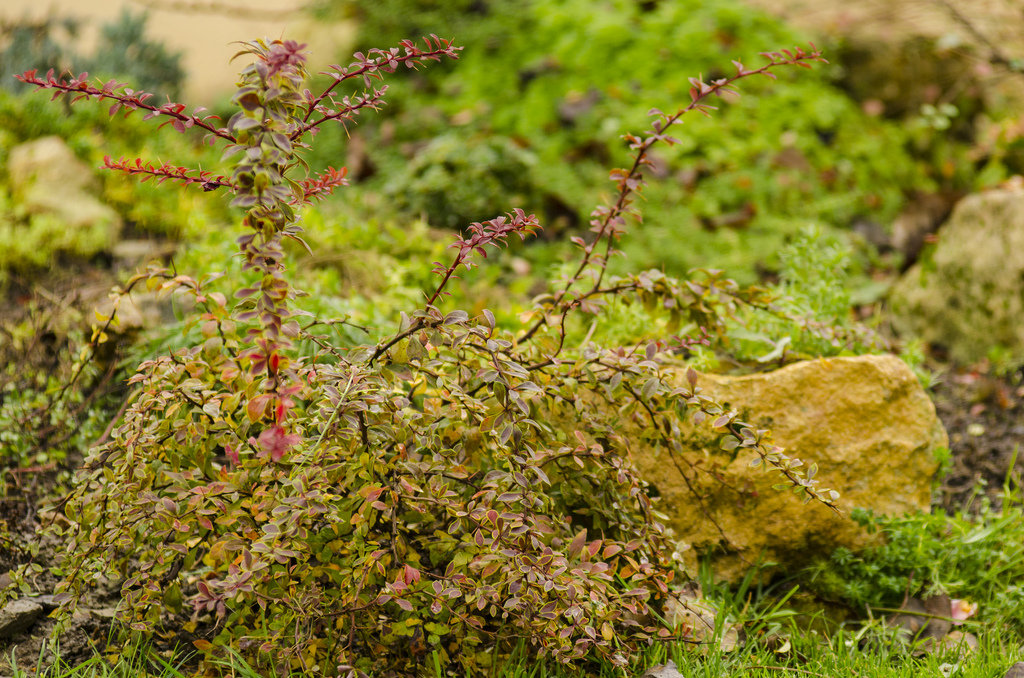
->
[[559, 226, 885, 372], [807, 491, 1024, 636], [16, 37, 841, 676], [725, 226, 886, 365], [11, 629, 1024, 678]]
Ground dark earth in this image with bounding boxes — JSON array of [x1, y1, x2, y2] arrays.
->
[[933, 365, 1024, 513]]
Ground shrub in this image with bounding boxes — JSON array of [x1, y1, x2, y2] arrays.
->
[[16, 36, 839, 675], [0, 298, 120, 471], [380, 132, 542, 229]]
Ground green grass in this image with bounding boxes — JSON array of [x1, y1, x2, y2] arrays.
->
[[10, 630, 1022, 678]]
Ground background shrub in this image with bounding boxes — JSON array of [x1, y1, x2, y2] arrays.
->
[[314, 0, 957, 281]]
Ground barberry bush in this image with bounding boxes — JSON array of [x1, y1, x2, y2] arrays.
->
[[15, 36, 838, 675]]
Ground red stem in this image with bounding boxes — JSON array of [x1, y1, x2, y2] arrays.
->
[[516, 47, 825, 346]]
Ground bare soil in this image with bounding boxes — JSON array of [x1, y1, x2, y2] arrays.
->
[[932, 366, 1024, 511]]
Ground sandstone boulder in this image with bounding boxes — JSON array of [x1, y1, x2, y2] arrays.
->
[[631, 355, 946, 581], [889, 187, 1024, 365], [9, 136, 101, 195], [4, 136, 121, 266]]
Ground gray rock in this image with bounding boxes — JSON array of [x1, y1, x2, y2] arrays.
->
[[111, 239, 177, 270], [887, 594, 951, 641], [96, 290, 192, 334], [8, 136, 100, 195], [89, 606, 119, 620], [25, 594, 59, 612], [0, 599, 44, 639], [1003, 662, 1024, 678], [890, 187, 1024, 365], [937, 631, 979, 656]]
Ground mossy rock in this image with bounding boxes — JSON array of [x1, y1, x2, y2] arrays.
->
[[1, 136, 121, 272]]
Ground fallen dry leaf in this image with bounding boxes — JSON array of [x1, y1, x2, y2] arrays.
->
[[664, 592, 741, 651], [939, 631, 979, 656]]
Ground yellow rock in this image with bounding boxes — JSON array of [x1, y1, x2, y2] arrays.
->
[[631, 355, 946, 581]]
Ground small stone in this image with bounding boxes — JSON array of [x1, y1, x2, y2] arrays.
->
[[111, 239, 177, 269], [888, 597, 929, 636], [89, 606, 119, 620], [95, 290, 185, 334], [510, 257, 531, 276], [664, 592, 740, 651], [1002, 661, 1024, 678], [26, 594, 59, 612], [0, 599, 44, 639], [922, 594, 953, 638]]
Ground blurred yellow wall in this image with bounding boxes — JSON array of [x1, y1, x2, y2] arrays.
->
[[2, 0, 353, 102]]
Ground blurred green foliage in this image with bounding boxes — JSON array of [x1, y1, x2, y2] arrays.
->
[[381, 133, 540, 228], [0, 9, 220, 280], [0, 86, 225, 277], [307, 0, 1002, 281], [83, 10, 185, 100]]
